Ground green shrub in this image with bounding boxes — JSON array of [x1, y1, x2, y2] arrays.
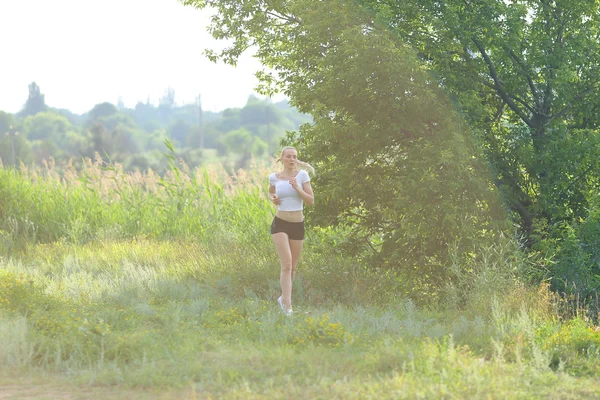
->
[[538, 317, 600, 375], [286, 313, 352, 347]]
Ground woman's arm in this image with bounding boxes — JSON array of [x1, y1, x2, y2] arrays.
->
[[299, 181, 314, 206], [289, 171, 314, 206], [268, 183, 280, 205]]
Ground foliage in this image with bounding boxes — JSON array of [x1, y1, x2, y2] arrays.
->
[[181, 0, 511, 299], [181, 0, 600, 303], [531, 196, 600, 306], [354, 0, 600, 296], [0, 158, 599, 396], [20, 82, 47, 117], [0, 83, 310, 172], [537, 317, 600, 376], [358, 0, 600, 233], [285, 313, 351, 347]]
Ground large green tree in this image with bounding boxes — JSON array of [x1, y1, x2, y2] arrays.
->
[[354, 0, 600, 297], [358, 0, 600, 238], [182, 0, 509, 297]]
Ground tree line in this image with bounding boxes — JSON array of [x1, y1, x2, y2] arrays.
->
[[0, 82, 311, 172]]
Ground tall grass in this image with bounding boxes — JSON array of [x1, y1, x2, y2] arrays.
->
[[0, 154, 274, 249], [1, 158, 600, 398]]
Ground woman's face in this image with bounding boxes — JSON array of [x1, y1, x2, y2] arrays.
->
[[282, 149, 298, 169]]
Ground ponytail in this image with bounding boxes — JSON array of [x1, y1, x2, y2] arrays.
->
[[296, 159, 315, 175]]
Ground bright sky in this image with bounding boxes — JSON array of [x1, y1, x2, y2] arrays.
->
[[0, 0, 282, 114]]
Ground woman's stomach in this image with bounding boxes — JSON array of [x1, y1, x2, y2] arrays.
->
[[275, 209, 304, 222]]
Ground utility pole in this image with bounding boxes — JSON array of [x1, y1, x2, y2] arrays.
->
[[197, 94, 204, 149], [6, 125, 19, 168]]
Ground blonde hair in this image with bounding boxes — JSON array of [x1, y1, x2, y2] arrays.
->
[[280, 146, 315, 175]]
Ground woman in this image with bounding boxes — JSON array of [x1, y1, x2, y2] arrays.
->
[[269, 146, 314, 315]]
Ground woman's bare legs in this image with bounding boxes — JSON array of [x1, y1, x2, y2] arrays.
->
[[289, 239, 304, 282], [272, 233, 293, 309]]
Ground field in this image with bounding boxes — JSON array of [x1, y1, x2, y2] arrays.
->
[[1, 159, 600, 399]]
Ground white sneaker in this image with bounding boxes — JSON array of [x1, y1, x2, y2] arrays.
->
[[278, 296, 293, 316]]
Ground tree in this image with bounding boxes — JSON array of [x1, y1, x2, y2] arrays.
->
[[88, 122, 111, 159], [22, 111, 73, 163], [159, 87, 176, 109], [182, 0, 508, 297], [158, 87, 176, 123], [89, 102, 118, 121], [240, 96, 282, 126], [21, 82, 47, 116], [347, 0, 600, 299], [218, 128, 267, 166], [355, 0, 600, 241], [168, 119, 191, 145], [23, 111, 72, 142], [31, 139, 64, 161], [187, 125, 220, 149]]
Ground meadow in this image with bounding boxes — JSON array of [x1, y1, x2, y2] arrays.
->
[[1, 156, 600, 399]]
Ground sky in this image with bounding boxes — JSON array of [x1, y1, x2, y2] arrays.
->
[[0, 0, 283, 114]]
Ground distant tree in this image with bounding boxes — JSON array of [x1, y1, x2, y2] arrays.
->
[[62, 130, 89, 157], [21, 82, 47, 116], [84, 103, 143, 159], [145, 129, 169, 151], [159, 87, 176, 109], [240, 97, 282, 126], [54, 108, 85, 125], [88, 122, 111, 158], [179, 148, 205, 168], [188, 125, 220, 149], [125, 154, 150, 172], [218, 128, 268, 169], [158, 87, 176, 123], [132, 101, 161, 133], [31, 139, 64, 161], [23, 111, 72, 142], [110, 123, 140, 155], [89, 102, 118, 121], [168, 119, 191, 145], [98, 112, 136, 131], [216, 108, 242, 133]]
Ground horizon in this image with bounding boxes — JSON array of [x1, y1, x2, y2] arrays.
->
[[9, 88, 289, 116], [0, 0, 285, 115]]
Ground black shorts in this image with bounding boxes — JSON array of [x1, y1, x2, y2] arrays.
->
[[270, 216, 305, 240]]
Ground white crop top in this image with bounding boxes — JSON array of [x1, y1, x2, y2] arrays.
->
[[269, 170, 310, 211]]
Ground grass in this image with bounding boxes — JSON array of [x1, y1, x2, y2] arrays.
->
[[1, 159, 600, 398]]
